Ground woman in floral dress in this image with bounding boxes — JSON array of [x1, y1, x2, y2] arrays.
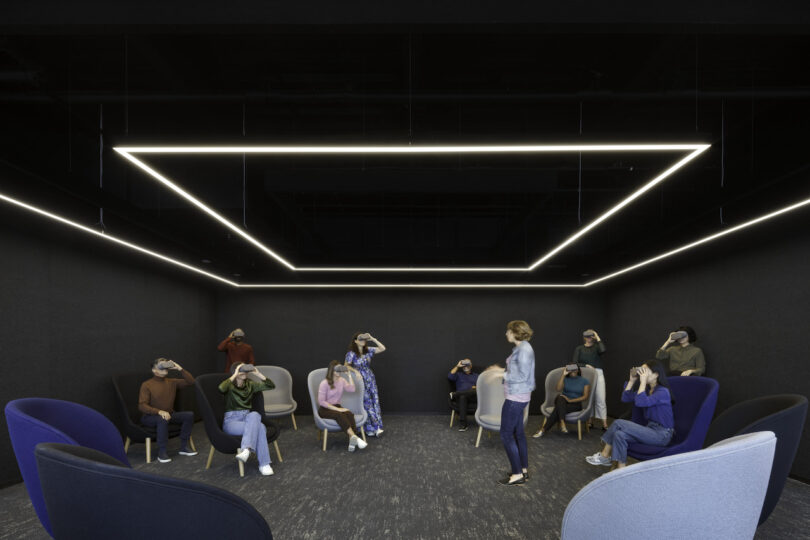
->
[[344, 332, 387, 436]]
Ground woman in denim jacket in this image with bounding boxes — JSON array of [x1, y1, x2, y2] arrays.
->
[[486, 320, 536, 486]]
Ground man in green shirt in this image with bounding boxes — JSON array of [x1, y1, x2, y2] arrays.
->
[[656, 326, 706, 376]]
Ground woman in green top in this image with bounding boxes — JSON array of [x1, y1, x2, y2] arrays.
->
[[574, 329, 608, 430], [219, 363, 276, 476], [532, 365, 591, 438]]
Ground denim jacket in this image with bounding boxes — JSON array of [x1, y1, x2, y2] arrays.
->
[[503, 341, 536, 394]]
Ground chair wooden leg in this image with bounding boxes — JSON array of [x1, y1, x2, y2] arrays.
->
[[475, 427, 483, 448], [189, 436, 197, 452], [317, 428, 322, 440], [322, 429, 328, 452], [450, 410, 455, 427], [542, 417, 547, 429], [124, 437, 130, 453], [586, 422, 590, 433], [238, 459, 244, 477], [291, 413, 298, 430], [206, 446, 215, 469], [361, 430, 367, 443], [274, 440, 283, 462], [577, 421, 582, 441], [145, 438, 151, 463]]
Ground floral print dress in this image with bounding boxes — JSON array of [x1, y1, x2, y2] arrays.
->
[[345, 347, 383, 434]]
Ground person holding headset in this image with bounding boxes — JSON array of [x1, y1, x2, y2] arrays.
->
[[656, 326, 705, 376], [532, 364, 591, 438], [318, 360, 368, 452], [573, 329, 608, 430], [448, 358, 479, 432], [345, 332, 387, 437]]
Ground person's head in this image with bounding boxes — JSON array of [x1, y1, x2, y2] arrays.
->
[[349, 332, 370, 356], [505, 320, 534, 344], [565, 364, 582, 377], [232, 328, 245, 343], [678, 326, 697, 345], [325, 360, 342, 388], [151, 358, 169, 378], [634, 359, 670, 395], [460, 359, 473, 374], [582, 329, 596, 346]]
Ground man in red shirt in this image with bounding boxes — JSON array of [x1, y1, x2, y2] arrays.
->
[[218, 328, 256, 373]]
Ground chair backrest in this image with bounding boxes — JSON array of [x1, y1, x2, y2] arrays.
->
[[562, 431, 776, 540], [665, 376, 719, 447], [475, 370, 506, 419], [35, 443, 273, 539], [703, 394, 808, 524], [541, 366, 597, 414], [255, 365, 296, 407], [4, 398, 130, 536], [307, 368, 366, 428]]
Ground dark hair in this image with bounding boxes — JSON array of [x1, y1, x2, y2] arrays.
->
[[326, 360, 341, 389], [348, 332, 370, 356], [678, 326, 697, 343], [632, 359, 674, 402]]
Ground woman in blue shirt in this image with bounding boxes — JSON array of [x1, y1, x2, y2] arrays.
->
[[486, 320, 536, 486], [532, 365, 591, 437], [586, 359, 674, 469]]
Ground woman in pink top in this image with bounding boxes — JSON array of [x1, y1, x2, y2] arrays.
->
[[318, 361, 369, 452]]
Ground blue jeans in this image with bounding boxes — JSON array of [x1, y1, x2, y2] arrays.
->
[[223, 410, 271, 467], [140, 411, 194, 454], [602, 419, 674, 463], [500, 399, 529, 474]]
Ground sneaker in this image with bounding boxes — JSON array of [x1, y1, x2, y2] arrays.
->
[[458, 423, 468, 432], [532, 430, 544, 438], [157, 452, 171, 463], [235, 448, 250, 463], [375, 429, 384, 436], [178, 448, 198, 457], [259, 465, 274, 476], [348, 436, 358, 452], [355, 437, 368, 450], [498, 475, 525, 486], [585, 453, 612, 466], [449, 392, 456, 400]]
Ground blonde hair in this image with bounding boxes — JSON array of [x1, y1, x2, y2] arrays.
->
[[507, 320, 534, 341]]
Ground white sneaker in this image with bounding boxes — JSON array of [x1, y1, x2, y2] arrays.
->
[[235, 448, 250, 463], [375, 429, 384, 436], [355, 437, 368, 450], [348, 436, 358, 452], [259, 465, 274, 476], [585, 453, 612, 466]]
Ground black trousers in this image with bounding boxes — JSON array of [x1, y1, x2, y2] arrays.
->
[[452, 389, 477, 424], [543, 395, 582, 431]]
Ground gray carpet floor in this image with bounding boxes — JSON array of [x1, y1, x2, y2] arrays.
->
[[2, 415, 809, 539]]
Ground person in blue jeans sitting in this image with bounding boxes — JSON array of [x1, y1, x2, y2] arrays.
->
[[532, 364, 591, 437], [586, 359, 674, 469], [485, 320, 536, 486], [448, 358, 479, 432]]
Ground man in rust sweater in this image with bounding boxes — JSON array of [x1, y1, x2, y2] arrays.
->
[[218, 328, 256, 373], [138, 358, 197, 463]]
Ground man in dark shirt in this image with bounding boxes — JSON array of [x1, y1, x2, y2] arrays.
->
[[218, 328, 256, 373], [448, 359, 479, 431], [138, 358, 197, 463]]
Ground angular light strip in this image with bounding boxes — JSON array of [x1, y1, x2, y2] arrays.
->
[[0, 192, 239, 287], [584, 196, 810, 287], [238, 283, 584, 289], [115, 143, 709, 273]]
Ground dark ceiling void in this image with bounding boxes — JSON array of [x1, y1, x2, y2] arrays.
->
[[1, 30, 809, 286]]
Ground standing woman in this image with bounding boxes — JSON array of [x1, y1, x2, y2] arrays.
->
[[573, 329, 608, 430], [344, 332, 387, 437], [487, 320, 536, 486]]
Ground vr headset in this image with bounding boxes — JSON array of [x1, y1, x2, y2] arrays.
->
[[334, 365, 349, 373], [565, 364, 580, 372], [237, 364, 256, 373], [582, 330, 596, 338], [156, 360, 174, 370], [671, 330, 688, 340]]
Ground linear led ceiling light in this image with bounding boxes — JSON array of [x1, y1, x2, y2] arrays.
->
[[114, 144, 710, 273]]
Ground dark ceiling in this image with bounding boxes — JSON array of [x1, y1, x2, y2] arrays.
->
[[1, 4, 809, 286]]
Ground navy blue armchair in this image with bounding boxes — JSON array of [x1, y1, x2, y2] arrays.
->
[[627, 376, 719, 461], [5, 398, 129, 536], [35, 442, 272, 539]]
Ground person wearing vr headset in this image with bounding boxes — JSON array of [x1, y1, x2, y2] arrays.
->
[[586, 359, 674, 469], [573, 329, 608, 430], [318, 360, 369, 452], [138, 358, 197, 463], [656, 326, 705, 376], [532, 364, 591, 438], [448, 359, 478, 431], [218, 328, 256, 373], [345, 332, 387, 437], [219, 363, 276, 476]]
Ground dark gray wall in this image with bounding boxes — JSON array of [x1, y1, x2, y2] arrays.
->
[[603, 221, 810, 480], [0, 223, 218, 487], [216, 289, 607, 416]]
